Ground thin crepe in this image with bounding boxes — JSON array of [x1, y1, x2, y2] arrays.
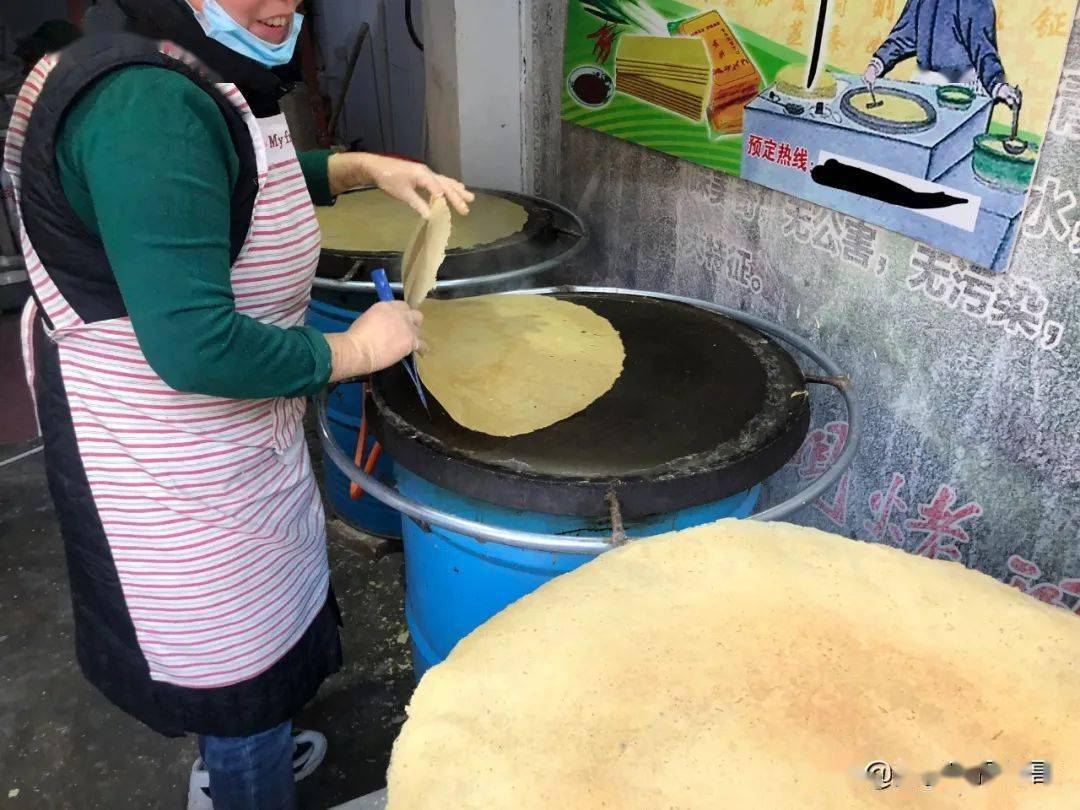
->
[[387, 519, 1080, 809], [316, 188, 528, 253], [401, 196, 452, 309], [415, 295, 625, 437], [849, 91, 929, 124]]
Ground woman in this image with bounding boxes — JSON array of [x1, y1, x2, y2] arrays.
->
[[4, 1, 473, 808]]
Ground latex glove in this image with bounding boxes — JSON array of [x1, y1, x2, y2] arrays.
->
[[326, 301, 426, 382], [862, 59, 883, 89], [328, 152, 475, 218], [994, 82, 1021, 109]]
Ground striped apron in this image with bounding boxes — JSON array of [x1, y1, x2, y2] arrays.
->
[[4, 47, 329, 690]]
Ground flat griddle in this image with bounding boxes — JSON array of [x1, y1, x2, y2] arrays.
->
[[840, 87, 937, 135], [368, 292, 811, 517], [315, 188, 581, 291]]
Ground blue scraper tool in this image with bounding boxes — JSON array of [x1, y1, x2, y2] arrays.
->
[[371, 267, 430, 415]]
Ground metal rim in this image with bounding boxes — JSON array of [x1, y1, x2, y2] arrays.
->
[[315, 286, 861, 554], [311, 191, 589, 294], [367, 291, 812, 516]]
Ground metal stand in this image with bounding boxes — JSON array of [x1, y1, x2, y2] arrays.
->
[[316, 286, 861, 555]]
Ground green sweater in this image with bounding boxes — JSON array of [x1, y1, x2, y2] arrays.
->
[[56, 65, 334, 399]]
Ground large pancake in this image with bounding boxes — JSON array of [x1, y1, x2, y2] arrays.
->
[[416, 295, 625, 437], [388, 519, 1080, 808]]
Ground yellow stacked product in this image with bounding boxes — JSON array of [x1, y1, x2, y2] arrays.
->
[[614, 35, 710, 121], [676, 11, 762, 134]]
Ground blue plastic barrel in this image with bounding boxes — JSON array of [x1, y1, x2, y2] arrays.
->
[[306, 297, 402, 538], [395, 465, 760, 678]]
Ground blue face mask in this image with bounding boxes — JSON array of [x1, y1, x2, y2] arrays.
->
[[191, 1, 303, 67]]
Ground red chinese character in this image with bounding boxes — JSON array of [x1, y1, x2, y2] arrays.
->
[[1029, 583, 1066, 606], [1007, 557, 1080, 611], [777, 142, 794, 167], [814, 471, 850, 527], [792, 422, 850, 528], [1059, 579, 1080, 596], [763, 139, 778, 162], [864, 473, 908, 543], [747, 135, 764, 158], [793, 147, 809, 172], [795, 422, 848, 479], [905, 485, 982, 561], [1060, 579, 1080, 614], [1002, 557, 1036, 587]]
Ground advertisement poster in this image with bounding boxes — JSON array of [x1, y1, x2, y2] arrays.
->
[[562, 0, 1079, 271]]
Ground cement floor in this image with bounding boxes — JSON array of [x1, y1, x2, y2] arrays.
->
[[0, 440, 414, 809]]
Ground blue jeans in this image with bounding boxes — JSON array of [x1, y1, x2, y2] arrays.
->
[[199, 721, 297, 810]]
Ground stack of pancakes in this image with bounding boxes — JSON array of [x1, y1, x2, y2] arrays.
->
[[614, 34, 711, 121]]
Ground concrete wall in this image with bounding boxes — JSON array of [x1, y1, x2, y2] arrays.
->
[[521, 1, 563, 196], [420, 0, 461, 177], [525, 1, 1080, 601], [423, 0, 526, 190]]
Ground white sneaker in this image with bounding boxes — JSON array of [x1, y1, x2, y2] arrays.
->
[[187, 758, 213, 810], [291, 730, 328, 781], [186, 730, 329, 809]]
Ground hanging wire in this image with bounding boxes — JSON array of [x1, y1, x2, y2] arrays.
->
[[405, 0, 423, 51]]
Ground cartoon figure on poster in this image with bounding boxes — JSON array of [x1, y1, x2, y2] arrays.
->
[[561, 0, 1079, 273], [863, 0, 1018, 102]]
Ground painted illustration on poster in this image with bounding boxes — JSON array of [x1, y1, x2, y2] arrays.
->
[[561, 0, 1079, 271]]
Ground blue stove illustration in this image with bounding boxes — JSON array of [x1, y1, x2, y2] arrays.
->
[[741, 72, 1028, 271]]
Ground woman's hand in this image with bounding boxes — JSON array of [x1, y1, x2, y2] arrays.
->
[[327, 152, 474, 218], [325, 301, 425, 382], [862, 59, 883, 89]]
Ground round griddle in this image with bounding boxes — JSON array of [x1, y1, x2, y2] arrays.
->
[[840, 87, 937, 134], [368, 292, 811, 518], [314, 188, 584, 302]]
